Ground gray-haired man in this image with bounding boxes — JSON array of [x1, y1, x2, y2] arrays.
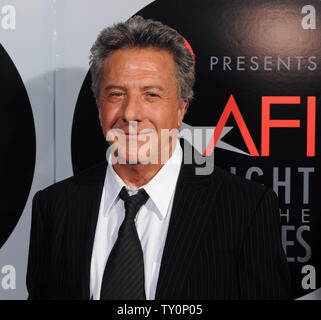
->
[[27, 16, 290, 300]]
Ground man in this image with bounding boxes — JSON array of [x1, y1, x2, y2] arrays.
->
[[27, 16, 291, 300]]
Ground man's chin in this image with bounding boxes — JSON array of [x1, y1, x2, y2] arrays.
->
[[109, 151, 160, 166]]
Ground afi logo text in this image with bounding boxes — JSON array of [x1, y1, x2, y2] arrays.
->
[[204, 95, 316, 157]]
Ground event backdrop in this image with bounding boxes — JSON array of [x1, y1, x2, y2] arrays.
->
[[0, 0, 320, 299]]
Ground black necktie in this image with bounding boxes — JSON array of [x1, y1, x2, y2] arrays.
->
[[100, 186, 149, 300]]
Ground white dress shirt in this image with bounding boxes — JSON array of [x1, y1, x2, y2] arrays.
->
[[90, 140, 183, 300]]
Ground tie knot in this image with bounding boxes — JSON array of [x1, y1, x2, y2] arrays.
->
[[119, 186, 149, 220]]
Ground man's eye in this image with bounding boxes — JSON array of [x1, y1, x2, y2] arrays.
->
[[109, 92, 123, 97], [147, 93, 160, 98]]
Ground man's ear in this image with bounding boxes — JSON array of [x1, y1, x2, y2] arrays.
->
[[177, 99, 188, 127]]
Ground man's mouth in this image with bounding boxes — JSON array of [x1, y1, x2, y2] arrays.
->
[[123, 130, 155, 136]]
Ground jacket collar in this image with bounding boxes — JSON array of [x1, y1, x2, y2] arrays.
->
[[155, 139, 221, 299]]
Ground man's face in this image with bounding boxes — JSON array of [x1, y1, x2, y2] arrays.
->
[[98, 47, 188, 164]]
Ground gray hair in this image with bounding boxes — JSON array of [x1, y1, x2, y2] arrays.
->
[[89, 15, 195, 112]]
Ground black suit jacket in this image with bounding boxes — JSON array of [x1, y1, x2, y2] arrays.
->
[[27, 140, 291, 300]]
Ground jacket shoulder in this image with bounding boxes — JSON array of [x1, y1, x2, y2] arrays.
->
[[35, 161, 107, 200], [211, 165, 278, 206]]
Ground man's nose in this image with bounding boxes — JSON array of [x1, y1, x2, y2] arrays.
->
[[122, 93, 143, 122]]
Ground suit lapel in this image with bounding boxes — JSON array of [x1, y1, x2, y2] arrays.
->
[[155, 142, 222, 299], [65, 162, 107, 299]]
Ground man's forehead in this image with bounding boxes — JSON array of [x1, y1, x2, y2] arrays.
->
[[101, 47, 178, 84], [102, 47, 176, 70]]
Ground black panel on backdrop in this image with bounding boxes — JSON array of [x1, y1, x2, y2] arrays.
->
[[0, 44, 36, 248], [71, 72, 106, 174], [72, 0, 321, 298]]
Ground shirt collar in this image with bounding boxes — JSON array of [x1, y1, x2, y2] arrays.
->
[[103, 139, 183, 220], [103, 158, 126, 217]]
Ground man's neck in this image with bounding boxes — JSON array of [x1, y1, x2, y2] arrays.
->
[[112, 162, 165, 189], [111, 140, 178, 188]]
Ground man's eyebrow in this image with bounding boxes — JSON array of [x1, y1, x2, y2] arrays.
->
[[104, 85, 126, 91], [104, 85, 165, 91], [141, 85, 164, 91]]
